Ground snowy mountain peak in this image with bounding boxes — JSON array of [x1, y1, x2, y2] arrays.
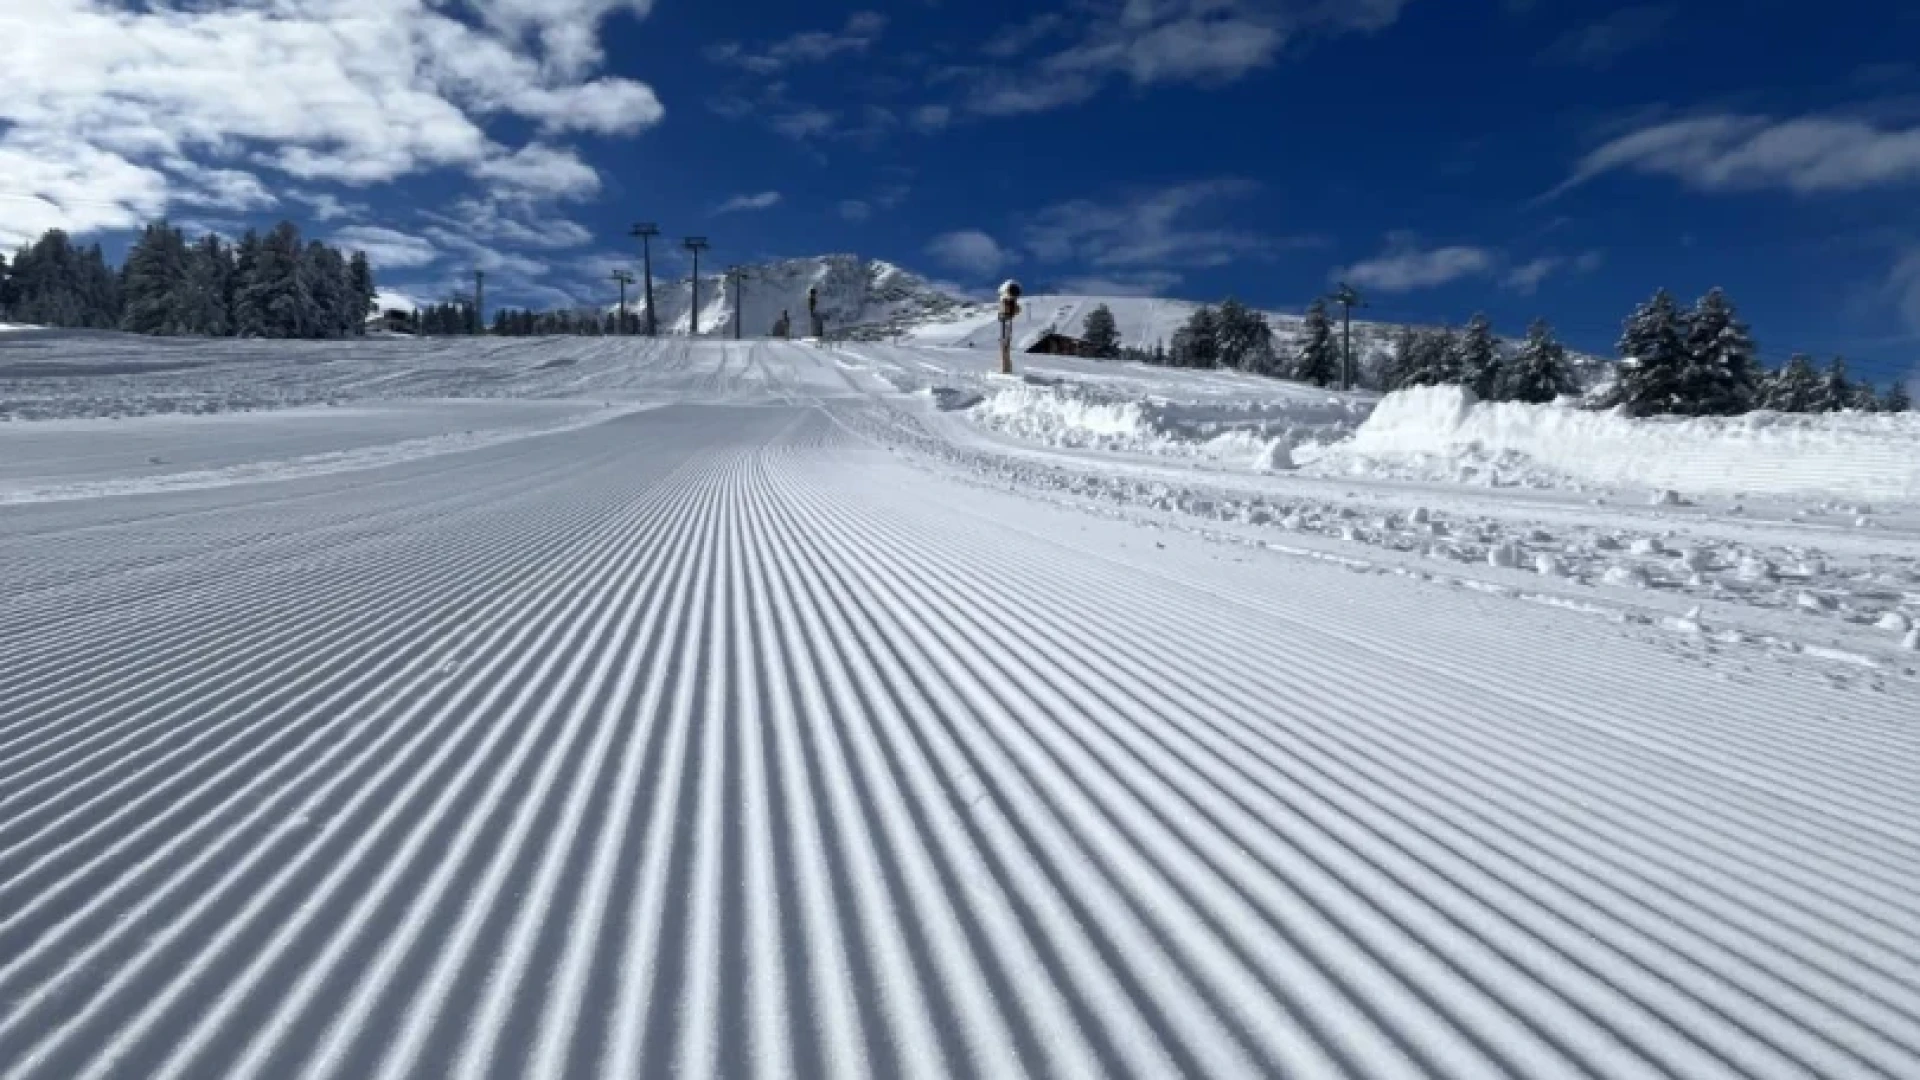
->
[[627, 253, 970, 338]]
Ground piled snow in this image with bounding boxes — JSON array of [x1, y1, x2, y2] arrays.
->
[[0, 322, 42, 332], [963, 381, 1358, 466], [1334, 385, 1920, 501]]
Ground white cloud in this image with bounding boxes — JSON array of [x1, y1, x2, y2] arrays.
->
[[421, 228, 551, 277], [419, 199, 595, 249], [472, 144, 602, 201], [927, 229, 1011, 276], [1054, 271, 1185, 297], [1559, 113, 1920, 196], [0, 0, 661, 244], [839, 199, 873, 222], [958, 0, 1413, 116], [0, 135, 170, 247], [772, 109, 838, 141], [708, 12, 887, 73], [983, 14, 1069, 59], [1341, 234, 1497, 292], [1539, 6, 1672, 68], [333, 225, 440, 268], [911, 105, 953, 131], [288, 190, 368, 223], [715, 192, 784, 214], [1024, 178, 1308, 270], [1502, 250, 1604, 294]]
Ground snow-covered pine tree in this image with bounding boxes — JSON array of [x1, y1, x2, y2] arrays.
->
[[1679, 287, 1759, 415], [1398, 328, 1462, 388], [1171, 305, 1221, 369], [1849, 380, 1882, 412], [1217, 298, 1276, 374], [1454, 312, 1501, 399], [1081, 303, 1121, 359], [1292, 299, 1338, 386], [121, 223, 193, 335], [1883, 381, 1912, 413], [176, 233, 233, 336], [1503, 319, 1579, 403], [1609, 288, 1689, 415], [0, 252, 13, 321], [1381, 327, 1418, 391], [6, 232, 69, 326], [238, 222, 305, 338], [347, 251, 376, 335], [230, 230, 265, 337], [1757, 354, 1820, 412], [301, 241, 350, 338], [1810, 357, 1852, 413]]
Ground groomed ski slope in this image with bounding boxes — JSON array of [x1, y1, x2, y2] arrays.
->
[[2, 339, 1919, 1079]]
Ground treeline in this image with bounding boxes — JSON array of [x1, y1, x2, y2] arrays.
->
[[1601, 288, 1909, 415], [485, 307, 637, 337], [0, 222, 377, 339], [1088, 288, 1912, 414]]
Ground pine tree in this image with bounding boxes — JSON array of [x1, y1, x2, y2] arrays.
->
[[1810, 357, 1853, 413], [1454, 312, 1501, 398], [347, 251, 376, 334], [1680, 287, 1759, 415], [1610, 288, 1689, 415], [1757, 354, 1820, 412], [0, 252, 13, 321], [177, 233, 233, 336], [1080, 303, 1121, 359], [1381, 327, 1418, 391], [301, 241, 349, 338], [121, 222, 193, 334], [230, 230, 266, 336], [1292, 299, 1338, 386], [1397, 328, 1462, 388], [237, 222, 306, 338], [1882, 381, 1911, 413], [1214, 298, 1275, 373], [1848, 379, 1882, 413], [1171, 305, 1221, 369], [1503, 319, 1579, 403]]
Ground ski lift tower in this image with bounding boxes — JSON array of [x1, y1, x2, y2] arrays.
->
[[630, 223, 659, 335], [725, 266, 750, 340], [683, 237, 709, 335]]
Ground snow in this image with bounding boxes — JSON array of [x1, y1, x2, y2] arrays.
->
[[2, 330, 1918, 1080], [1333, 384, 1920, 501], [622, 254, 974, 338], [372, 289, 420, 314]]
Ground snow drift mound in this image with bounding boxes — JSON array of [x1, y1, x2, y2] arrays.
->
[[1337, 385, 1920, 501], [965, 382, 1354, 467]]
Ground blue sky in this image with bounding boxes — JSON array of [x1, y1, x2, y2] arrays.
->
[[6, 1, 1920, 385]]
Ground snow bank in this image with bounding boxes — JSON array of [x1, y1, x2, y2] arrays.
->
[[1342, 385, 1920, 501], [967, 382, 1287, 464]]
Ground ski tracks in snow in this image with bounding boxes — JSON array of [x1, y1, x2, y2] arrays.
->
[[1, 403, 1917, 1079]]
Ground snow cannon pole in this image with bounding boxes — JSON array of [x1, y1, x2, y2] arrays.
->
[[997, 280, 1022, 376]]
